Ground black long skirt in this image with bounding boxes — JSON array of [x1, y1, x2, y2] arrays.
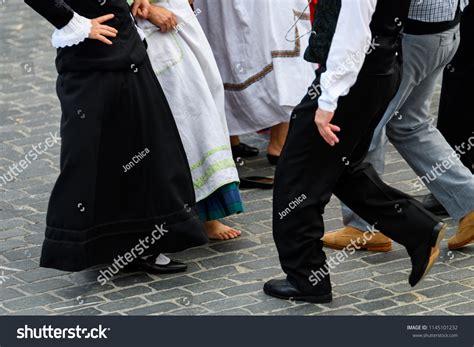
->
[[40, 56, 208, 271]]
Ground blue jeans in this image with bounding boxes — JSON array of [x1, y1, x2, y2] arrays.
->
[[342, 25, 474, 231]]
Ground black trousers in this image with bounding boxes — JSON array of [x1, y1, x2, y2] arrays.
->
[[438, 5, 474, 173], [273, 65, 441, 294]]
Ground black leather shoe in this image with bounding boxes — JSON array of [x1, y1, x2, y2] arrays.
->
[[263, 278, 332, 303], [231, 143, 260, 158], [408, 222, 447, 287], [128, 257, 187, 274], [415, 193, 448, 217]]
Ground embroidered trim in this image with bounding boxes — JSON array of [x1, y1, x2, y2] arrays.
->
[[224, 10, 309, 92]]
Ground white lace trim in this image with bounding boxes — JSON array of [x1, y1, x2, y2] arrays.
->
[[51, 12, 92, 48]]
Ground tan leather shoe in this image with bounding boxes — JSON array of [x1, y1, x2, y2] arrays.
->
[[322, 226, 392, 252], [448, 211, 474, 250]]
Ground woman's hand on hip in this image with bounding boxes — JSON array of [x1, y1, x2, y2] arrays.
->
[[88, 14, 118, 45]]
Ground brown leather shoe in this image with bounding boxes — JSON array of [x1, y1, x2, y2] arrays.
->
[[448, 211, 474, 250], [322, 226, 392, 252]]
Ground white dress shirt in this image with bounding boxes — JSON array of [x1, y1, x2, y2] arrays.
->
[[318, 0, 378, 113]]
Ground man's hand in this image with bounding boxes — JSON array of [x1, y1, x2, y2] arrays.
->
[[147, 5, 178, 33], [132, 0, 151, 18], [88, 14, 118, 45], [314, 107, 341, 146]]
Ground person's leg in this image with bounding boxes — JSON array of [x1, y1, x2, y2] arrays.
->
[[335, 28, 464, 251], [385, 27, 474, 223], [438, 6, 474, 173], [230, 135, 259, 158], [267, 122, 289, 158], [335, 30, 442, 246], [266, 69, 443, 300]]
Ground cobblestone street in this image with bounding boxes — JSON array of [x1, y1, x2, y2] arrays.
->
[[1, 0, 473, 316]]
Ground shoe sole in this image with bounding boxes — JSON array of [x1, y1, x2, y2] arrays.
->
[[323, 241, 392, 253], [416, 223, 448, 286], [448, 235, 474, 250], [263, 287, 333, 304]]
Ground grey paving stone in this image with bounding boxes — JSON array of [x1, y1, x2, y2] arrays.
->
[[208, 308, 252, 316], [9, 307, 53, 316], [0, 287, 25, 301], [386, 278, 445, 294], [319, 308, 361, 316], [210, 239, 260, 253], [434, 268, 474, 281], [373, 272, 408, 285], [12, 266, 65, 283], [274, 303, 325, 316], [419, 294, 468, 309], [416, 283, 472, 299], [148, 275, 201, 291], [324, 295, 361, 309], [47, 296, 105, 312], [229, 267, 283, 283], [185, 279, 238, 294], [168, 307, 210, 315], [381, 304, 428, 315], [204, 295, 259, 312], [333, 280, 380, 295], [445, 303, 474, 315], [355, 299, 399, 313], [3, 293, 61, 311], [221, 282, 263, 296], [243, 297, 296, 315], [392, 293, 420, 304], [103, 285, 153, 301], [62, 307, 104, 316], [54, 283, 114, 300], [192, 265, 242, 281], [199, 253, 258, 269], [145, 288, 190, 303], [17, 278, 73, 294], [111, 273, 154, 287], [125, 302, 179, 315], [182, 292, 226, 305], [97, 297, 148, 313], [352, 288, 394, 301]]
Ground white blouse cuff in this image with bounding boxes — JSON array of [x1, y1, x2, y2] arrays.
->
[[51, 12, 92, 48]]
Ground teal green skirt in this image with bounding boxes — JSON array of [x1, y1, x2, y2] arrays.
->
[[197, 182, 244, 221]]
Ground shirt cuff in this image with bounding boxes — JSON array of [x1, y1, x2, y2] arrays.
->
[[318, 96, 338, 113], [51, 12, 92, 48]]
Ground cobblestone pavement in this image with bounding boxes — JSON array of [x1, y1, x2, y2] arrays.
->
[[1, 1, 473, 316]]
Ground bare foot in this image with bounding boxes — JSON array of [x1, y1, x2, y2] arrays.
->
[[204, 220, 241, 241]]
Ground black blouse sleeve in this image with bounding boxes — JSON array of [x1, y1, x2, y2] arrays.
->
[[24, 0, 74, 29]]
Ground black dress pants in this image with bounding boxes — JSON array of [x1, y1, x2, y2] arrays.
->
[[273, 65, 442, 295], [438, 5, 474, 173]]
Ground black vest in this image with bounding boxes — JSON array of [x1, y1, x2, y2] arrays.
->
[[305, 0, 411, 75], [56, 0, 147, 73]]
